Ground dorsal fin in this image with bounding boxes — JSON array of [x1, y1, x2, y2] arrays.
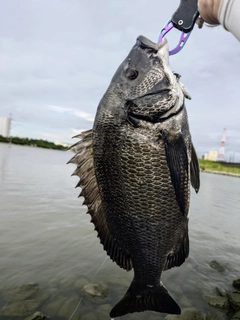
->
[[68, 130, 132, 271]]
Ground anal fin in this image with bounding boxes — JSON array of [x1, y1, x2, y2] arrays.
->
[[164, 229, 189, 270]]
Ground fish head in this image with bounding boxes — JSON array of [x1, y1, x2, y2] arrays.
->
[[105, 35, 184, 124]]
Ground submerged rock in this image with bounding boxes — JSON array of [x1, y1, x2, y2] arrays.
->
[[83, 283, 108, 298], [23, 311, 47, 320], [107, 276, 130, 287], [203, 295, 229, 310], [231, 310, 240, 319], [33, 291, 50, 304], [97, 303, 111, 316], [74, 278, 89, 289], [3, 284, 39, 302], [179, 295, 192, 308], [206, 311, 226, 320], [233, 280, 240, 290], [216, 287, 227, 297], [43, 296, 66, 317], [0, 299, 41, 317], [209, 261, 225, 272], [228, 292, 240, 311], [80, 312, 98, 320], [164, 307, 204, 319], [97, 303, 111, 312], [57, 295, 80, 319]]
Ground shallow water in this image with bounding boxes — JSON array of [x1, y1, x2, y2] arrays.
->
[[0, 143, 239, 320]]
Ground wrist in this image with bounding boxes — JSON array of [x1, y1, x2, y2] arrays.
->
[[198, 0, 221, 25]]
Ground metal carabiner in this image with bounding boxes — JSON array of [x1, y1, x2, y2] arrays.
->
[[158, 19, 191, 55]]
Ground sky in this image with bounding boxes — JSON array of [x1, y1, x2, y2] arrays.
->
[[0, 0, 239, 160]]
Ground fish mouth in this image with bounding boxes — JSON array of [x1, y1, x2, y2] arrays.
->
[[126, 36, 175, 125], [137, 35, 167, 53], [136, 35, 168, 60], [136, 36, 159, 53], [135, 35, 171, 96]]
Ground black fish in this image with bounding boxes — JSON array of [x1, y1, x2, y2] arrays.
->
[[69, 35, 200, 318]]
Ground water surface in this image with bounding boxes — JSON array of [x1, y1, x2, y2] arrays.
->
[[0, 143, 239, 319]]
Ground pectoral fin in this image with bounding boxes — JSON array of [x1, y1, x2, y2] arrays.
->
[[162, 130, 189, 216], [68, 130, 132, 271], [190, 144, 200, 193]]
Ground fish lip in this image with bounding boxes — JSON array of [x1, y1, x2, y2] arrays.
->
[[136, 35, 159, 53], [136, 35, 169, 63], [136, 35, 167, 52]]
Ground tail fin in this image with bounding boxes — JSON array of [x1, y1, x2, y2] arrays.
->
[[110, 284, 181, 318]]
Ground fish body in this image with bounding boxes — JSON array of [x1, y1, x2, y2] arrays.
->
[[69, 36, 200, 318]]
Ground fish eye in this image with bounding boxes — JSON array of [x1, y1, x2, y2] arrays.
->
[[125, 68, 138, 80]]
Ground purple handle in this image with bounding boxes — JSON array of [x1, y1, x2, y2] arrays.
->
[[158, 19, 191, 55], [158, 20, 174, 43], [169, 31, 191, 55]]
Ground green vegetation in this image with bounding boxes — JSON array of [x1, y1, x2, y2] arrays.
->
[[199, 159, 240, 175], [0, 135, 67, 150]]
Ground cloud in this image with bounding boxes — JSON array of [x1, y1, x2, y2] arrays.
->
[[71, 128, 86, 136], [0, 1, 239, 160], [47, 105, 94, 122], [36, 131, 59, 140]]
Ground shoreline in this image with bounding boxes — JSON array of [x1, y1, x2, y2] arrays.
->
[[201, 169, 240, 178], [1, 142, 239, 177], [0, 141, 66, 151]]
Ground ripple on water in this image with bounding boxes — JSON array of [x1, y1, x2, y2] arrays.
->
[[0, 144, 239, 319]]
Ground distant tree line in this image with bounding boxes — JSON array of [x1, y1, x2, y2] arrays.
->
[[199, 159, 240, 174], [0, 135, 66, 150]]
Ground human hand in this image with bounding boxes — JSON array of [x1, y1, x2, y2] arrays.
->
[[198, 0, 221, 24]]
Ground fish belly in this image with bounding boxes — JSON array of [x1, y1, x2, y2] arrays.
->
[[93, 122, 188, 280]]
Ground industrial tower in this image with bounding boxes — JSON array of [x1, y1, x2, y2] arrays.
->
[[218, 128, 226, 161]]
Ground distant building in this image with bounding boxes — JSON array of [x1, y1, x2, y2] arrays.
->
[[204, 151, 218, 161], [0, 117, 11, 137], [218, 128, 226, 161]]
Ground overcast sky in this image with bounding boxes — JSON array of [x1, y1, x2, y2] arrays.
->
[[0, 0, 239, 160]]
